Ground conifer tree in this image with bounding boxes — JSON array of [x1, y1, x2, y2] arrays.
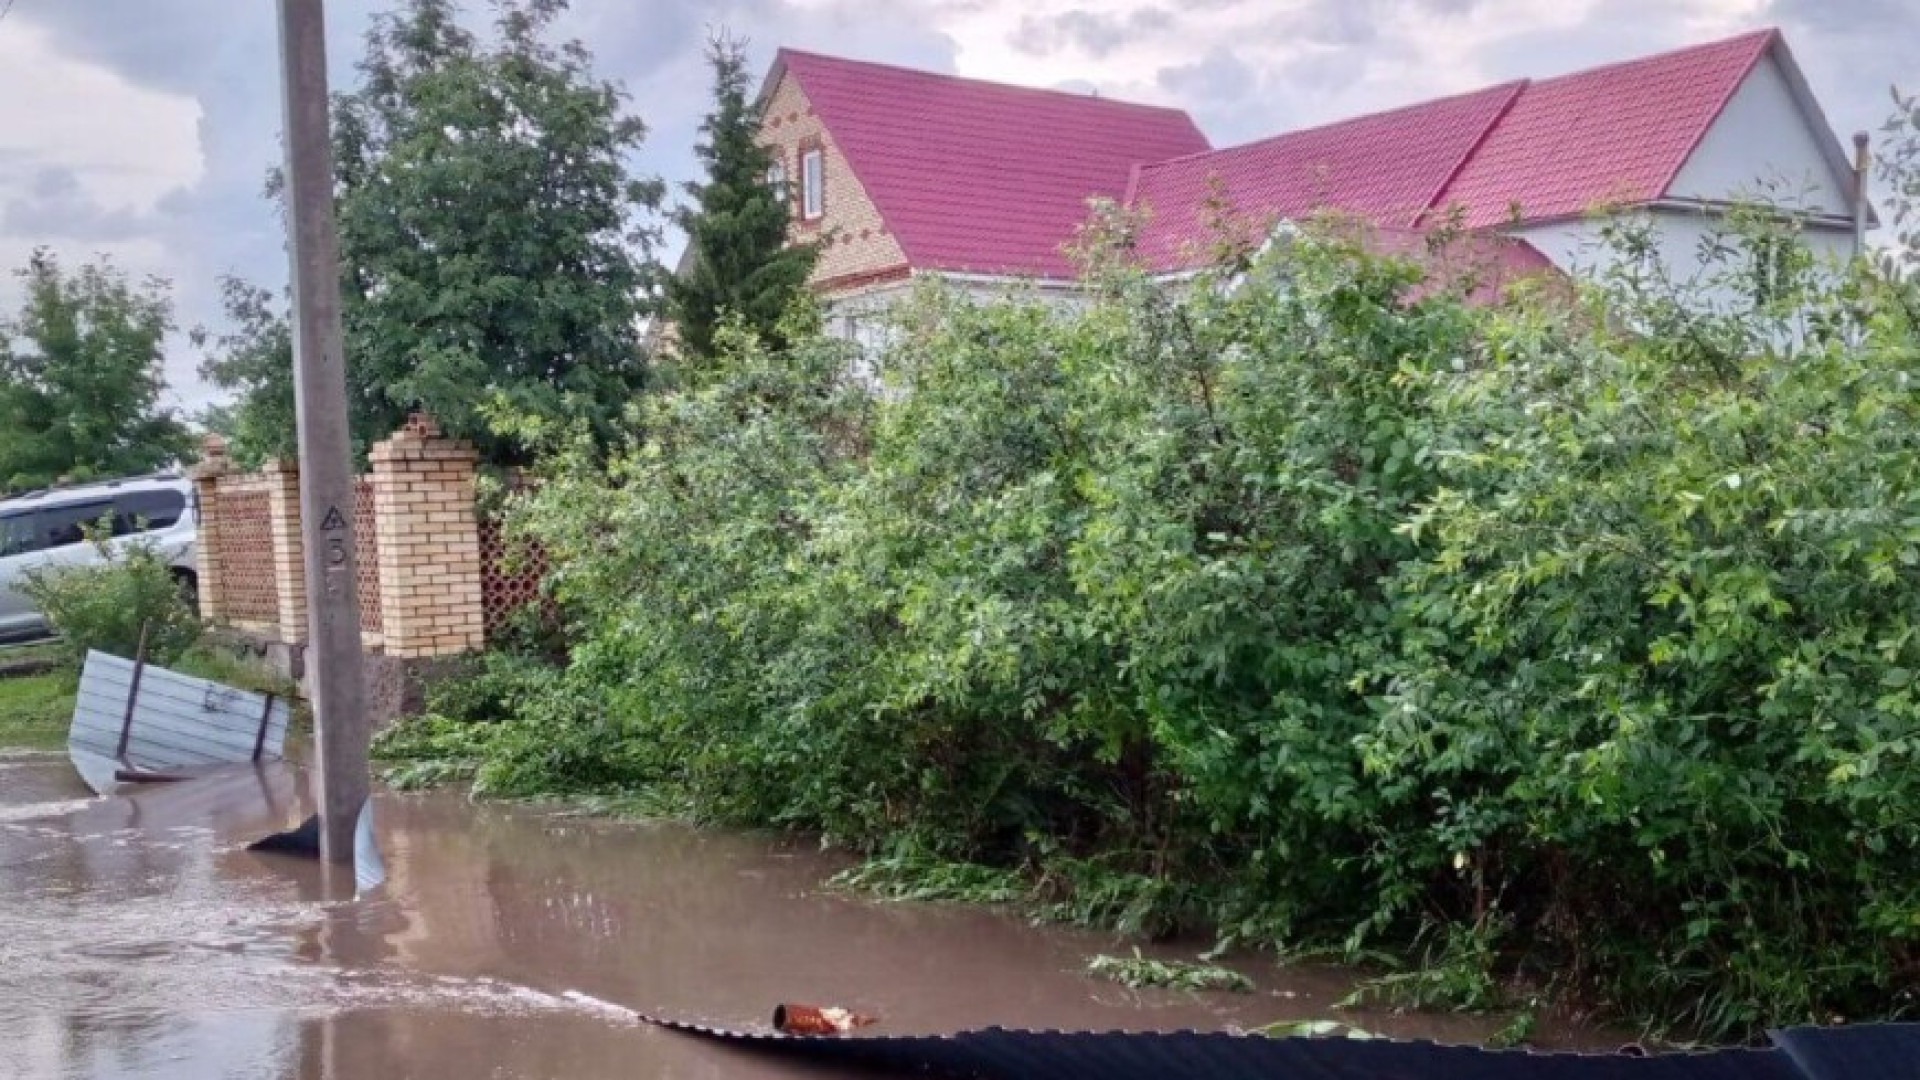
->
[[667, 34, 818, 359]]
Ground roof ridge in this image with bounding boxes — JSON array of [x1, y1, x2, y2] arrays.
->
[[1122, 161, 1145, 207], [775, 47, 1196, 119], [1528, 26, 1777, 88], [1416, 79, 1531, 227], [1134, 79, 1531, 176]]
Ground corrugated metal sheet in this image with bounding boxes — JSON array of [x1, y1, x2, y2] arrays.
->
[[69, 650, 291, 793], [1771, 1024, 1920, 1080], [642, 1015, 1920, 1080]]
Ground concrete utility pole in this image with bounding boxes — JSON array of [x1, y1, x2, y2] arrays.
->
[[277, 0, 369, 864]]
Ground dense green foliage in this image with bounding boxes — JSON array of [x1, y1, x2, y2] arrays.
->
[[204, 0, 661, 464], [664, 35, 819, 359], [193, 278, 298, 470], [408, 122, 1920, 1035], [21, 534, 202, 670], [0, 251, 192, 494]]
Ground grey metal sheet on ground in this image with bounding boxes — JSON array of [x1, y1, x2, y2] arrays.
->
[[68, 650, 291, 791], [645, 1018, 1920, 1080]]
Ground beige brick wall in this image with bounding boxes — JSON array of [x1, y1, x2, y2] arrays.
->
[[367, 414, 485, 659], [189, 436, 231, 625], [196, 418, 487, 661], [761, 70, 909, 291], [258, 460, 308, 645]]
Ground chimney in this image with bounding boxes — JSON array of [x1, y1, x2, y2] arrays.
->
[[1853, 130, 1871, 257]]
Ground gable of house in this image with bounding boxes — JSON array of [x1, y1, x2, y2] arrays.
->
[[1664, 46, 1856, 216], [770, 49, 1210, 282], [759, 66, 912, 293], [1430, 30, 1779, 229]]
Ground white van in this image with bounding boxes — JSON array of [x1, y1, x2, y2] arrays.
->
[[0, 474, 198, 644]]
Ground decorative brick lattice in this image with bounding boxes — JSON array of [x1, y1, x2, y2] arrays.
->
[[215, 490, 278, 625], [355, 477, 383, 634], [479, 515, 547, 640]]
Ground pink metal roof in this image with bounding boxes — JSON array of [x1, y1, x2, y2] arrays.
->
[[776, 30, 1806, 281], [775, 49, 1210, 279], [1431, 30, 1776, 228], [1126, 30, 1783, 265], [1127, 81, 1525, 271], [1358, 225, 1563, 306]]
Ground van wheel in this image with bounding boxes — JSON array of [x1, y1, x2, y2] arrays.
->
[[172, 570, 200, 615]]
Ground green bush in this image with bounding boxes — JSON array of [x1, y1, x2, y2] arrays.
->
[[435, 105, 1920, 1036], [21, 534, 201, 670]]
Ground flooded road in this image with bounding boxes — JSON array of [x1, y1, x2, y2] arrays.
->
[[1, 746, 1590, 1079]]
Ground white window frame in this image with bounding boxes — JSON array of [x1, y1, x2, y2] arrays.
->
[[801, 147, 824, 221]]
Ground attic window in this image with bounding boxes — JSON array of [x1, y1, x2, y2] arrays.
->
[[801, 147, 824, 220]]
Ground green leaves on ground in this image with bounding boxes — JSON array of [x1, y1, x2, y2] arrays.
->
[[1087, 950, 1254, 993]]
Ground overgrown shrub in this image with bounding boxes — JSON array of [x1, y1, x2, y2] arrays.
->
[[22, 535, 200, 670], [445, 114, 1920, 1037]]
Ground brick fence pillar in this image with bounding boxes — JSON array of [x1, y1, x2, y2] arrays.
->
[[188, 435, 231, 623], [260, 459, 309, 645], [369, 414, 485, 658]]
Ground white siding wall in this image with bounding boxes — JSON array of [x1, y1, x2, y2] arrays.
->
[[824, 274, 1094, 390], [823, 274, 1090, 342], [1515, 210, 1855, 313], [1668, 52, 1852, 216], [1512, 50, 1861, 312]]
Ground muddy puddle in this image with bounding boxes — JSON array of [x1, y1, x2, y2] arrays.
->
[[0, 747, 1609, 1079]]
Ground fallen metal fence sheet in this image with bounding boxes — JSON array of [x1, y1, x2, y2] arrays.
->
[[1771, 1024, 1920, 1080], [642, 1016, 1920, 1080], [69, 650, 292, 794]]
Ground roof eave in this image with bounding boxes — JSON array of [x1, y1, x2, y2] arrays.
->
[[1763, 34, 1884, 229]]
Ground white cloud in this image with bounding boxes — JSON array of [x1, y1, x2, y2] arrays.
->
[[0, 20, 202, 216]]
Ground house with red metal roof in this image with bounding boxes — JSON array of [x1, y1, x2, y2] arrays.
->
[[756, 28, 1868, 331]]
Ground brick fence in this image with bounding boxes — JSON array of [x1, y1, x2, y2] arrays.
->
[[190, 414, 535, 662]]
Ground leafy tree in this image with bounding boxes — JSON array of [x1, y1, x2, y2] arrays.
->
[[1882, 89, 1919, 267], [336, 0, 662, 461], [665, 34, 818, 359], [194, 276, 296, 468], [0, 250, 192, 494], [205, 0, 663, 465]]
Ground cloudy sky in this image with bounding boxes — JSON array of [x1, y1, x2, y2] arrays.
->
[[0, 0, 1911, 414]]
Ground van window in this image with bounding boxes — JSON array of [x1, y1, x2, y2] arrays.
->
[[0, 512, 39, 558], [38, 501, 112, 549], [112, 490, 186, 535]]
